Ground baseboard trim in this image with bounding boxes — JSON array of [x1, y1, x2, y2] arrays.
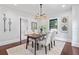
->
[[55, 37, 71, 43], [0, 39, 26, 49], [72, 42, 79, 47]]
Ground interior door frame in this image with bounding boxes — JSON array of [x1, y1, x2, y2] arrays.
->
[[20, 17, 28, 44]]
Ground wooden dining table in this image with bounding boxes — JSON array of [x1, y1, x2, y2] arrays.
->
[[25, 32, 46, 55]]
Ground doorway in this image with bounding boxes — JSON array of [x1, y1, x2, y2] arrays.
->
[[21, 18, 28, 40]]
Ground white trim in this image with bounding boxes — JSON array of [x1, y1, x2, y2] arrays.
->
[[55, 37, 71, 42], [72, 42, 79, 47], [0, 38, 20, 46]]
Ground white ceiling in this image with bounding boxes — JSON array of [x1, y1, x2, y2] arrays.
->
[[0, 4, 72, 17]]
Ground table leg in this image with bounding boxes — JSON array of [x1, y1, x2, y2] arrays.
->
[[54, 41, 55, 46], [34, 39, 37, 55], [45, 46, 47, 54], [26, 36, 29, 49], [37, 43, 39, 50], [32, 41, 34, 48], [49, 44, 51, 50], [51, 41, 53, 48]]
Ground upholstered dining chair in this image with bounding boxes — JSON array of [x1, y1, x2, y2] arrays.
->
[[50, 30, 57, 48], [38, 30, 53, 54]]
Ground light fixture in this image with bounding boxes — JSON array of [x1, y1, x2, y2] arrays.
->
[[34, 4, 48, 20]]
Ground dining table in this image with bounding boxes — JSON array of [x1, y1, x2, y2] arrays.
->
[[25, 32, 46, 55]]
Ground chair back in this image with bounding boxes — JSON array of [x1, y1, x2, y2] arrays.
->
[[50, 29, 56, 42], [45, 31, 53, 46], [51, 31, 56, 41]]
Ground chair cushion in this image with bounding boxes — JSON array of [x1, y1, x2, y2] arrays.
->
[[39, 39, 46, 46]]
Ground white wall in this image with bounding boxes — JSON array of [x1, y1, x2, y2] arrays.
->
[[0, 5, 36, 46], [21, 18, 37, 40], [1, 5, 79, 48], [38, 10, 72, 42], [72, 5, 79, 47], [37, 5, 79, 47], [56, 10, 72, 42]]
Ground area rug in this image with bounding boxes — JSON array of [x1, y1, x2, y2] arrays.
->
[[7, 40, 65, 55]]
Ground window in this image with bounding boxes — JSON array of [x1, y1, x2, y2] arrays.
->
[[49, 19, 57, 29]]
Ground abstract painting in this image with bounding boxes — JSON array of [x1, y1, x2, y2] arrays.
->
[[3, 13, 7, 32], [8, 18, 12, 31]]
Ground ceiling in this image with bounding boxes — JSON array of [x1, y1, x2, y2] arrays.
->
[[0, 4, 72, 17]]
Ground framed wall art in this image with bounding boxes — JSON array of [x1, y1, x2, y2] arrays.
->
[[3, 13, 7, 32], [8, 18, 12, 32], [61, 17, 68, 23], [31, 22, 37, 32], [61, 25, 68, 32], [61, 16, 68, 33]]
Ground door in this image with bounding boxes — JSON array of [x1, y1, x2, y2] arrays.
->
[[21, 19, 28, 40]]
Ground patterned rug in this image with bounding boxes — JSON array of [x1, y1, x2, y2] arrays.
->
[[7, 40, 65, 55]]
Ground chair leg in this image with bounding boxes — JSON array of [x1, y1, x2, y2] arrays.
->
[[51, 41, 53, 48], [45, 46, 47, 54], [37, 43, 39, 50], [41, 45, 43, 48], [49, 44, 51, 50], [54, 41, 55, 46], [34, 40, 37, 55], [32, 41, 33, 48], [26, 37, 29, 49]]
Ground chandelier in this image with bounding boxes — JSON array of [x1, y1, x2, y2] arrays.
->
[[34, 4, 48, 20]]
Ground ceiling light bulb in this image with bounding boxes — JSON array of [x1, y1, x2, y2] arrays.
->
[[14, 4, 17, 6], [62, 5, 66, 8]]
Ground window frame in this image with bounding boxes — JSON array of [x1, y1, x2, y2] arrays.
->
[[49, 18, 58, 30]]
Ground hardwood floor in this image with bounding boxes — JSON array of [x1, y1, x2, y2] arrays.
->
[[0, 40, 79, 55], [0, 40, 26, 55], [61, 42, 79, 55], [61, 42, 73, 55]]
